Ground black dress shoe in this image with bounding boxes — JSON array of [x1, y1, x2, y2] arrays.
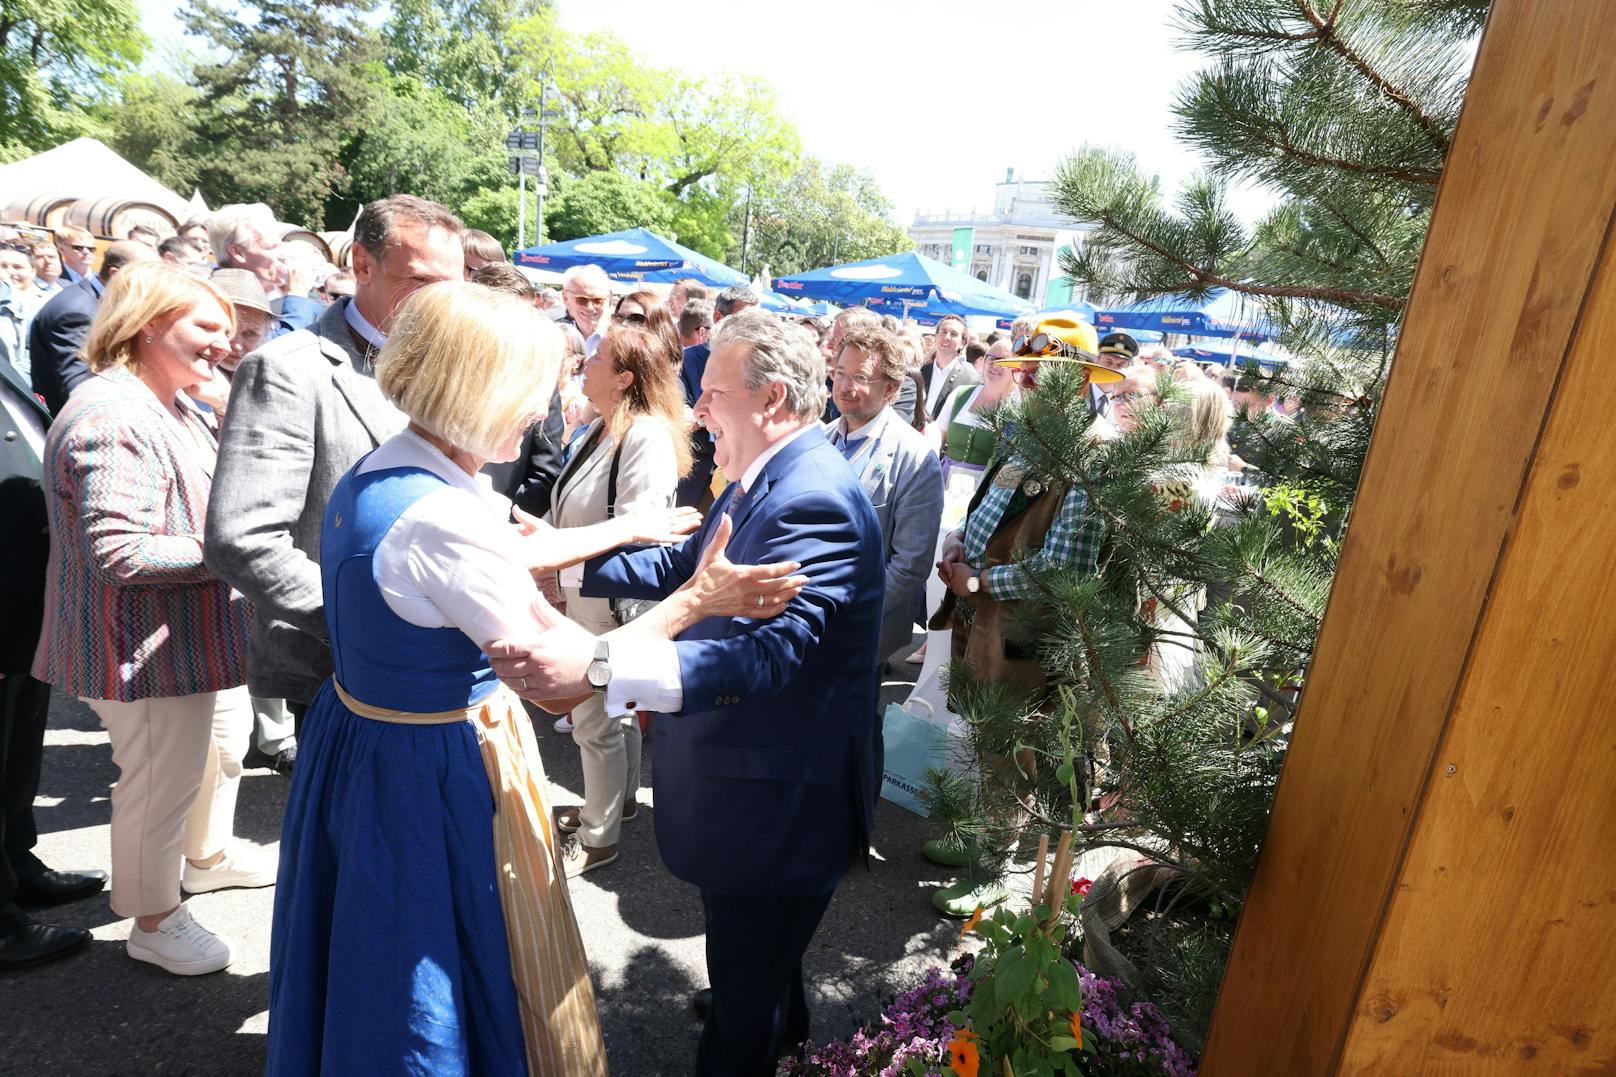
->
[[15, 868, 108, 908], [272, 744, 297, 777], [0, 923, 91, 969], [692, 987, 712, 1020]]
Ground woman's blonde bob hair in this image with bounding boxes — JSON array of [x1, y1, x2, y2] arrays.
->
[[375, 280, 561, 459], [85, 262, 236, 374]]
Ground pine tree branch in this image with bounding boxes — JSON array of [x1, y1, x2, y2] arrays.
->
[[1230, 108, 1442, 186], [1091, 206, 1404, 310], [1299, 1, 1453, 158]]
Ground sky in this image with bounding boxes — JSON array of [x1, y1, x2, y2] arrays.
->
[[135, 0, 1279, 226]]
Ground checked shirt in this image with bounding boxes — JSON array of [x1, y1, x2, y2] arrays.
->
[[962, 473, 1105, 600]]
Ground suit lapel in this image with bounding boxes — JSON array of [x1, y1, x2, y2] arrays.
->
[[318, 301, 399, 446]]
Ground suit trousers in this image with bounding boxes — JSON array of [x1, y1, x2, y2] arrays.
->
[[696, 888, 835, 1077], [86, 686, 251, 917], [251, 694, 296, 756], [564, 592, 642, 847], [1, 674, 52, 936]]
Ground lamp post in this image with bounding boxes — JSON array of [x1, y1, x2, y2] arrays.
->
[[505, 60, 561, 250]]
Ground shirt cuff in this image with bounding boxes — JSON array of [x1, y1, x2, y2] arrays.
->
[[559, 562, 584, 589], [603, 639, 683, 717]]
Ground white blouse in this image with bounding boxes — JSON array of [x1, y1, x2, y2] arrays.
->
[[358, 429, 674, 715]]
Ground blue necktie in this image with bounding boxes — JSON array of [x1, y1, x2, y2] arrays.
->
[[836, 431, 866, 461]]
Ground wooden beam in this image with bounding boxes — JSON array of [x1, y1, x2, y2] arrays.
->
[[1202, 2, 1616, 1071]]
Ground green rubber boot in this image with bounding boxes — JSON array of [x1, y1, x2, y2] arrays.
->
[[931, 877, 1010, 918], [921, 832, 971, 868]]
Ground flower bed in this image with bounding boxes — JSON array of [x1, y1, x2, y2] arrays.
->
[[782, 956, 1196, 1077]]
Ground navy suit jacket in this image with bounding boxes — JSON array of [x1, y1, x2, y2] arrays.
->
[[676, 342, 716, 506], [0, 358, 50, 672], [28, 275, 100, 415], [584, 427, 885, 897]]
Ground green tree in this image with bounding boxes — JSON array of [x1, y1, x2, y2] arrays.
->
[[182, 0, 382, 227], [101, 70, 203, 195], [382, 0, 549, 117], [928, 0, 1486, 1056], [746, 157, 909, 275], [544, 169, 673, 241], [457, 183, 539, 252], [0, 0, 145, 153]]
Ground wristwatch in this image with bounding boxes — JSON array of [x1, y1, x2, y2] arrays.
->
[[966, 569, 982, 595], [586, 639, 611, 692]]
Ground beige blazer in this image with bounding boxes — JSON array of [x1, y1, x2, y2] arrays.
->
[[549, 414, 681, 627]]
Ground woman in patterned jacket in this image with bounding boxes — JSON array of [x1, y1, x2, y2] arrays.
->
[[32, 263, 269, 977]]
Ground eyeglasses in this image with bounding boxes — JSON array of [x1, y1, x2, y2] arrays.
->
[[569, 294, 607, 309], [1011, 366, 1039, 387], [66, 244, 96, 254], [831, 370, 879, 387]]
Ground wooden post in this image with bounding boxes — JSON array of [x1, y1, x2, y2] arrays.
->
[[1201, 2, 1616, 1072]]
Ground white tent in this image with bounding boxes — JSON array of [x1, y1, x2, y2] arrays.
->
[[0, 137, 194, 221]]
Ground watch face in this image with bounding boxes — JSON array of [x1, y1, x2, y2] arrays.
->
[[587, 660, 610, 688]]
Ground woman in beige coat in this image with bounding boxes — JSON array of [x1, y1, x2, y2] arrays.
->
[[544, 322, 693, 876]]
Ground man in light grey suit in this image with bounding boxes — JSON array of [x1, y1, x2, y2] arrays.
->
[[827, 325, 944, 668], [920, 314, 978, 422], [205, 196, 465, 725]]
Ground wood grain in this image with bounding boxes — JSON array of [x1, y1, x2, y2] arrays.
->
[[1337, 222, 1616, 1076], [1202, 2, 1616, 1072]]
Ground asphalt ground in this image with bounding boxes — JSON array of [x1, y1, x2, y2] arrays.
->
[[2, 649, 971, 1076]]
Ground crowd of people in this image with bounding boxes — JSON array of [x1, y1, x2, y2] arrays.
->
[[0, 193, 1275, 1074]]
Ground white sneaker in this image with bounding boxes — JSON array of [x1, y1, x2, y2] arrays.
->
[[127, 904, 233, 975], [553, 714, 574, 734], [182, 848, 276, 894]]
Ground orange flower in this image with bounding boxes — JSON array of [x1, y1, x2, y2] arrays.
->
[[1069, 1012, 1085, 1049], [948, 1029, 980, 1077], [959, 907, 985, 938]]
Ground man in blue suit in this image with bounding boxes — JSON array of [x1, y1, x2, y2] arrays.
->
[[492, 308, 885, 1075]]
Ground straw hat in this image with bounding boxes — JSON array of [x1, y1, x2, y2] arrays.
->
[[999, 315, 1124, 384], [209, 268, 275, 317]]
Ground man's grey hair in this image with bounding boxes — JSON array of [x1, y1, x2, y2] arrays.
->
[[562, 263, 610, 294], [714, 285, 760, 317], [208, 203, 279, 267], [713, 308, 826, 420]]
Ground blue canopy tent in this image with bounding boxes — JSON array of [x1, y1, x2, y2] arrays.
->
[[1093, 289, 1274, 341], [993, 301, 1099, 329], [1173, 339, 1288, 371], [515, 228, 747, 285], [774, 251, 1034, 322]]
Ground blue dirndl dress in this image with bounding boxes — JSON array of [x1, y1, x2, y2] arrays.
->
[[267, 464, 605, 1076]]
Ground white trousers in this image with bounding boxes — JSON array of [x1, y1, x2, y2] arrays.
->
[[86, 685, 251, 917], [564, 591, 642, 848]]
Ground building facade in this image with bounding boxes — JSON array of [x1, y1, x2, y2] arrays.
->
[[908, 169, 1094, 308]]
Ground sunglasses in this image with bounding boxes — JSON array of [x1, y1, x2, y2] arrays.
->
[[615, 311, 647, 325], [66, 244, 96, 254], [1013, 330, 1080, 358]]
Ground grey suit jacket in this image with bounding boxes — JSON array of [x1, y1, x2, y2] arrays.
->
[[827, 408, 944, 664], [921, 356, 980, 422], [204, 299, 405, 704]]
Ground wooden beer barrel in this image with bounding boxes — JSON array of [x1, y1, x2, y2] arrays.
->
[[318, 231, 353, 267], [61, 197, 176, 240], [4, 194, 76, 228], [281, 227, 332, 262]]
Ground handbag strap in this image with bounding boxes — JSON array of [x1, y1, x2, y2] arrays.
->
[[605, 432, 626, 519]]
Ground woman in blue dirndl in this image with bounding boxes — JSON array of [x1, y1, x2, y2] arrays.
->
[[266, 281, 805, 1075]]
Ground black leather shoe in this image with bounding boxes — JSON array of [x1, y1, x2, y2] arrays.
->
[[15, 868, 108, 908], [0, 923, 91, 969], [691, 987, 713, 1020], [272, 745, 297, 777]]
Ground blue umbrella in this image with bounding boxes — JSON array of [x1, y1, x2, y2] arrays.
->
[[774, 251, 1034, 321], [514, 228, 746, 285], [1172, 339, 1287, 370], [1094, 289, 1273, 341], [993, 301, 1099, 330]]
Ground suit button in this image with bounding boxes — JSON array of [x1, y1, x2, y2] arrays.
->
[[714, 696, 723, 707]]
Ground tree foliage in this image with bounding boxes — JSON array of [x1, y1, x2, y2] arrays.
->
[[181, 0, 383, 227], [0, 0, 145, 153], [545, 169, 674, 242], [746, 157, 910, 276]]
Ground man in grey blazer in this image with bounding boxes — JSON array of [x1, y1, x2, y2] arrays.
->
[[919, 314, 979, 422], [827, 326, 944, 668], [205, 195, 465, 723]]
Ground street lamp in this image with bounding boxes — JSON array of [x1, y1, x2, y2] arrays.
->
[[504, 60, 562, 250]]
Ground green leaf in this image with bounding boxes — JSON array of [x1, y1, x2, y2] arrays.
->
[[995, 952, 1037, 1011], [1048, 1035, 1080, 1053], [1048, 959, 1083, 1013]]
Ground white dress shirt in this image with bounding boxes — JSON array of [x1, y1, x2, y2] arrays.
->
[[344, 298, 387, 349], [362, 429, 669, 718], [925, 354, 962, 416]]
